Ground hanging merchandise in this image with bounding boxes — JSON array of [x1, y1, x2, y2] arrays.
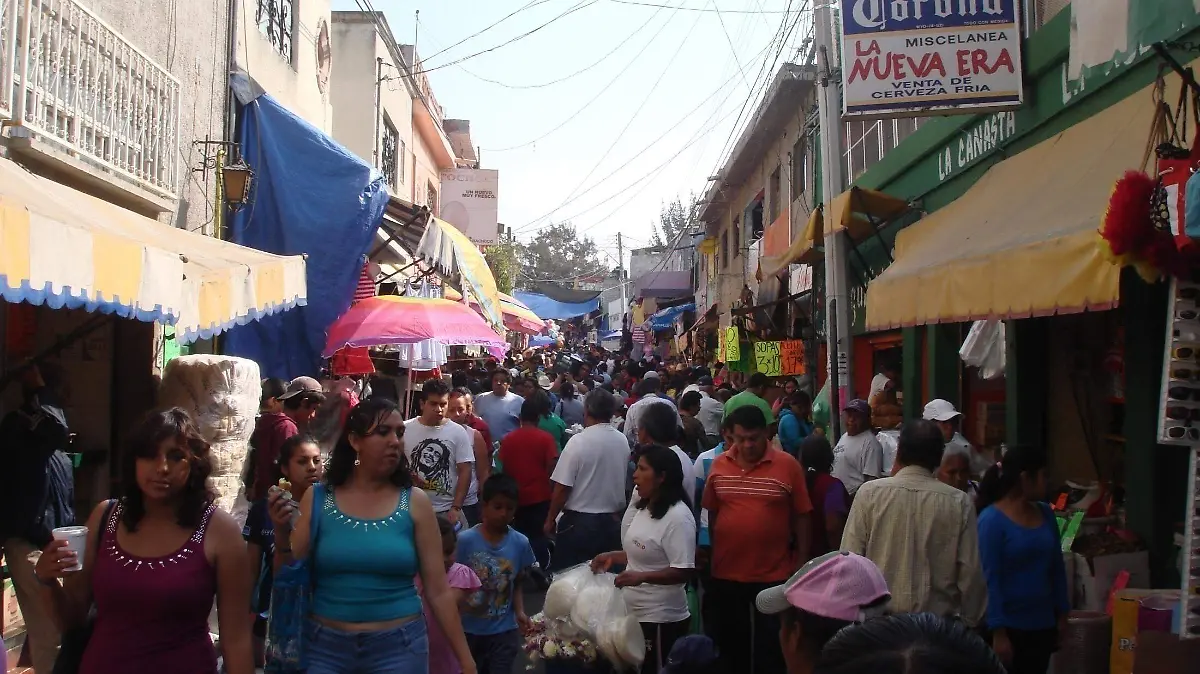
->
[[959, 319, 1006, 380]]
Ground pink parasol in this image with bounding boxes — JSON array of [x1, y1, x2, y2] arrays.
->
[[322, 296, 507, 358]]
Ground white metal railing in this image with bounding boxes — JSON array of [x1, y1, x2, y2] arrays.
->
[[3, 0, 181, 197]]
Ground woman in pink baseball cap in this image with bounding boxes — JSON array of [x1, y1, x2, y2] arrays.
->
[[755, 551, 890, 674]]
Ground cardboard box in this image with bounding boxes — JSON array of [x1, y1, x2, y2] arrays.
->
[[1131, 630, 1200, 674], [1111, 589, 1180, 674], [2, 577, 24, 642], [1075, 551, 1151, 612]]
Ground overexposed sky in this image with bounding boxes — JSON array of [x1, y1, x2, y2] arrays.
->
[[333, 0, 814, 270]]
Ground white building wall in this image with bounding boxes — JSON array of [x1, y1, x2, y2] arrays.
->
[[236, 0, 333, 132]]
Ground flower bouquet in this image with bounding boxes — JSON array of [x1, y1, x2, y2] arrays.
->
[[523, 613, 606, 673]]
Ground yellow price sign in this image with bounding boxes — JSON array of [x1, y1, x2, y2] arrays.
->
[[754, 341, 782, 376], [723, 326, 740, 362]]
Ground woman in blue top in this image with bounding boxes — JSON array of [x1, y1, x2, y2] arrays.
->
[[267, 398, 476, 674], [777, 391, 814, 458], [975, 445, 1069, 674]]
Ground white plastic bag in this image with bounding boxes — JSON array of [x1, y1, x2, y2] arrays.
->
[[542, 563, 644, 669], [959, 319, 1006, 380]]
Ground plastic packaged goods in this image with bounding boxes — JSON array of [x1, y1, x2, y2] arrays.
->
[[539, 564, 645, 670]]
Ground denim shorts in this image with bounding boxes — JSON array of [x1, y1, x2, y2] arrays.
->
[[305, 617, 428, 674]]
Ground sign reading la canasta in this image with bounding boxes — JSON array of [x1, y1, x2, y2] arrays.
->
[[839, 0, 1024, 119]]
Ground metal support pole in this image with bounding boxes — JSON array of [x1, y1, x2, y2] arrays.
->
[[618, 232, 627, 329], [816, 1, 852, 438]]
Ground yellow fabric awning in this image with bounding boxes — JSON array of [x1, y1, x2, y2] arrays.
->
[[0, 156, 306, 344], [862, 80, 1155, 330], [824, 187, 910, 239], [760, 207, 824, 277]]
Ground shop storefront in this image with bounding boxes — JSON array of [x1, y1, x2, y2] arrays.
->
[[841, 7, 1200, 624]]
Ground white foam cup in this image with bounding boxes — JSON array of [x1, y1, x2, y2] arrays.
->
[[51, 526, 89, 572]]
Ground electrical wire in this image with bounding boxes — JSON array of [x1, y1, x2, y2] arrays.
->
[[608, 0, 801, 12], [554, 2, 706, 210], [410, 0, 600, 76], [418, 0, 549, 63], [711, 0, 752, 92], [481, 4, 675, 152]]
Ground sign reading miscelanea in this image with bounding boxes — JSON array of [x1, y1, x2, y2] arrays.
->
[[839, 0, 1024, 119]]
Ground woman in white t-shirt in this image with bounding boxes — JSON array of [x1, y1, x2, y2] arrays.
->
[[591, 444, 697, 674]]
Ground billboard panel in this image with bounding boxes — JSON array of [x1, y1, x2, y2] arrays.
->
[[439, 168, 499, 245]]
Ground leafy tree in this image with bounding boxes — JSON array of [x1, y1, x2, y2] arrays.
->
[[517, 221, 605, 286], [651, 193, 700, 247], [483, 238, 519, 294]]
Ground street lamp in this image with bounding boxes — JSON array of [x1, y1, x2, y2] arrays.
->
[[221, 158, 254, 211]]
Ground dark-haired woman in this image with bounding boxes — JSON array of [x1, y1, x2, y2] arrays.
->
[[245, 434, 323, 666], [799, 435, 849, 556], [975, 446, 1069, 674], [267, 397, 476, 674], [592, 445, 696, 674], [34, 408, 254, 674], [815, 613, 1006, 674], [555, 381, 586, 427]]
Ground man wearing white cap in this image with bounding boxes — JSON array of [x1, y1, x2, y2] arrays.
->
[[922, 399, 990, 477], [755, 551, 891, 674]]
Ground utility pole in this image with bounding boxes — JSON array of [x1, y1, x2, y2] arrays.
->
[[617, 232, 627, 330], [815, 1, 851, 441]]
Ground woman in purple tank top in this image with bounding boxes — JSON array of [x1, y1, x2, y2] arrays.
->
[[34, 408, 255, 674]]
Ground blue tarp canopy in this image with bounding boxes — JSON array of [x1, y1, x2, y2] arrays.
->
[[646, 302, 694, 331], [224, 77, 389, 379], [514, 291, 600, 320], [529, 335, 557, 348], [600, 330, 622, 341]]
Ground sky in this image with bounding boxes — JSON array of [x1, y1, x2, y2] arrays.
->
[[332, 0, 815, 274]]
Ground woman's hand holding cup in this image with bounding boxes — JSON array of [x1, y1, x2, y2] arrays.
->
[[266, 486, 297, 532], [34, 538, 79, 584]]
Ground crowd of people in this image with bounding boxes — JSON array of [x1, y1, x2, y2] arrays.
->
[[8, 346, 1071, 674]]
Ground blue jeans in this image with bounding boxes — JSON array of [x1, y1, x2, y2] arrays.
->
[[305, 618, 428, 674], [549, 510, 622, 572], [465, 630, 520, 674]]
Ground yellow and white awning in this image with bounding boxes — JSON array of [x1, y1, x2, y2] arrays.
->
[[0, 156, 306, 343]]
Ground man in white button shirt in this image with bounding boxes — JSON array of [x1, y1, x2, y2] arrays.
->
[[694, 375, 726, 442], [623, 373, 681, 444]]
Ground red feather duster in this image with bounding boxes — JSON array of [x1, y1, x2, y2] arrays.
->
[[1101, 171, 1156, 256]]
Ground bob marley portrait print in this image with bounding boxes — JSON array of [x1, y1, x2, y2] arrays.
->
[[410, 436, 454, 498]]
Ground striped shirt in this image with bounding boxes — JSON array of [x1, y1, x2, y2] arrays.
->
[[702, 448, 813, 583], [693, 444, 725, 546]]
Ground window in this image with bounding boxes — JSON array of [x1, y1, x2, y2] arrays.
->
[[381, 118, 399, 190], [398, 139, 406, 185], [769, 165, 782, 223], [732, 218, 741, 256], [844, 117, 927, 181], [427, 183, 438, 215], [256, 0, 294, 63], [721, 231, 729, 269], [791, 136, 807, 199], [1030, 0, 1070, 33]]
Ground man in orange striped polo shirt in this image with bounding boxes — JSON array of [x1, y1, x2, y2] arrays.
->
[[702, 404, 812, 674]]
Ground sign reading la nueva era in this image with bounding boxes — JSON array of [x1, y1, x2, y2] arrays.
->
[[840, 0, 1024, 119]]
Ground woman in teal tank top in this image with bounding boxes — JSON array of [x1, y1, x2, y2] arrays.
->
[[268, 398, 476, 674]]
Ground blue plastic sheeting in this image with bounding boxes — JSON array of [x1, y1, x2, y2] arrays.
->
[[646, 302, 695, 331], [600, 330, 622, 341], [529, 335, 556, 348], [224, 93, 389, 379], [514, 291, 599, 320]]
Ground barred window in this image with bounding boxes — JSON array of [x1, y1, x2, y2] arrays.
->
[[381, 119, 399, 189], [844, 117, 926, 181], [256, 0, 294, 63], [427, 183, 439, 215]]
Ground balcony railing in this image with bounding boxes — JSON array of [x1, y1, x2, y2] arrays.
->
[[1, 0, 181, 197]]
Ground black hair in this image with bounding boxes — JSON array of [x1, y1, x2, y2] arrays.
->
[[422, 378, 451, 398], [584, 388, 618, 422], [634, 444, 691, 517], [638, 376, 661, 395], [975, 444, 1047, 513], [450, 385, 472, 399], [780, 607, 856, 659], [261, 378, 288, 407], [437, 514, 456, 543], [800, 434, 835, 492], [559, 380, 578, 399], [895, 419, 945, 472], [450, 370, 469, 388], [277, 433, 319, 480], [526, 389, 553, 417], [325, 397, 411, 489], [789, 390, 813, 410], [640, 401, 679, 445], [814, 613, 1005, 674], [491, 369, 512, 384], [748, 372, 769, 389], [481, 472, 520, 503], [120, 408, 217, 532], [679, 390, 703, 412], [519, 396, 543, 424], [726, 404, 768, 432]]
